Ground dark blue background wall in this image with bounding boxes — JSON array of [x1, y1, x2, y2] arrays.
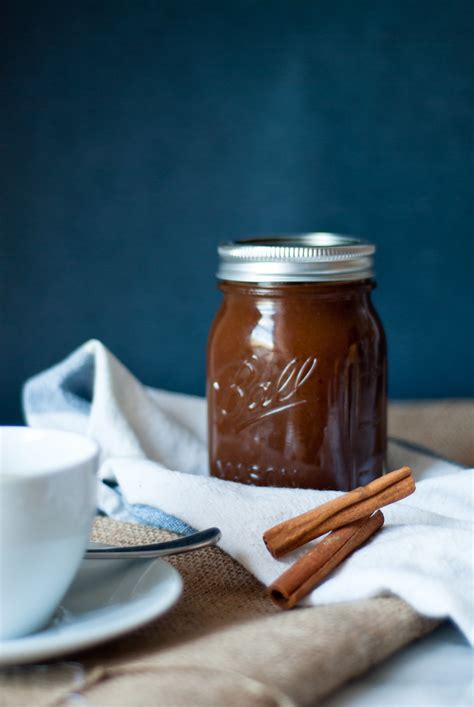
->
[[2, 1, 473, 423]]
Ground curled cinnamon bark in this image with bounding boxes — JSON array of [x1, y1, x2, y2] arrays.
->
[[268, 511, 384, 610], [263, 466, 414, 558]]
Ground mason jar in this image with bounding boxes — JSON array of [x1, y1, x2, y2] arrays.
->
[[207, 234, 387, 490]]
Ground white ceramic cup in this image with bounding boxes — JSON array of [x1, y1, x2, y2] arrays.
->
[[0, 427, 99, 640]]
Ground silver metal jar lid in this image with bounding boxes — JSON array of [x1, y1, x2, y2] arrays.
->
[[217, 233, 375, 283]]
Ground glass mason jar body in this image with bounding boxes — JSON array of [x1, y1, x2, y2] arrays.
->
[[207, 280, 387, 490]]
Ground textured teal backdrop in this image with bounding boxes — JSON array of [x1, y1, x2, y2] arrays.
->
[[2, 1, 473, 422]]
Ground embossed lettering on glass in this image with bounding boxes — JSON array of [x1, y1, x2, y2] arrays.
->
[[207, 234, 387, 491]]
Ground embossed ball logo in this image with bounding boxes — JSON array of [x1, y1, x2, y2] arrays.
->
[[212, 354, 318, 431]]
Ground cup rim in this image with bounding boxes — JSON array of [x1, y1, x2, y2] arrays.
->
[[0, 426, 100, 482]]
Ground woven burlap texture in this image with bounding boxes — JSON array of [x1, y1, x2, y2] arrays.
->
[[1, 400, 472, 707], [388, 399, 474, 467], [1, 518, 436, 707]]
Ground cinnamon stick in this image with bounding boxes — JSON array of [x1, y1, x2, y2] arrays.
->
[[268, 511, 384, 610], [263, 466, 414, 558]]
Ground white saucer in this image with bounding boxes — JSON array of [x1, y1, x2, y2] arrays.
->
[[0, 556, 183, 665]]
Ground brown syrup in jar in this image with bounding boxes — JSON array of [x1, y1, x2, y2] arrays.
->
[[207, 237, 387, 491]]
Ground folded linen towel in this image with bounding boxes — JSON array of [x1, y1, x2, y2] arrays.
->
[[23, 340, 474, 643]]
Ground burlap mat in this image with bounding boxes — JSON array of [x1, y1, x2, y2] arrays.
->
[[389, 399, 474, 468], [1, 400, 472, 706]]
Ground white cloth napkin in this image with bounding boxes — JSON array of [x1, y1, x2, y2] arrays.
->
[[23, 340, 474, 644]]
